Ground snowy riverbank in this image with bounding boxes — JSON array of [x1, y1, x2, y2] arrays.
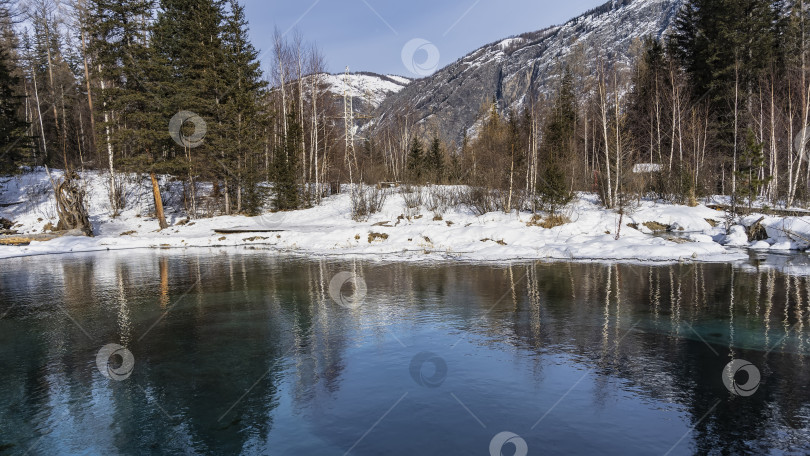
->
[[1, 170, 809, 263]]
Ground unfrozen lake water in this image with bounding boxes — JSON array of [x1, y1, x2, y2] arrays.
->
[[1, 249, 809, 455]]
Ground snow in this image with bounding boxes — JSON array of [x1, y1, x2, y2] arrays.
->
[[498, 37, 526, 50], [319, 73, 409, 108], [750, 241, 771, 250], [633, 163, 663, 173], [723, 226, 749, 247], [385, 75, 412, 86], [2, 169, 809, 264]]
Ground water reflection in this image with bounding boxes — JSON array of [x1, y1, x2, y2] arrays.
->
[[0, 251, 809, 454]]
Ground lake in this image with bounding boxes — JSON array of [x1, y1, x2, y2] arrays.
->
[[1, 249, 809, 455]]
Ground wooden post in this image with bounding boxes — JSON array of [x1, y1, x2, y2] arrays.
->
[[151, 173, 169, 230]]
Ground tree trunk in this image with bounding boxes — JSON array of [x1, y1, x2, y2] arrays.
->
[[81, 26, 97, 151], [150, 172, 168, 230]]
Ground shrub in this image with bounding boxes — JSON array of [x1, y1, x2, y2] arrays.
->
[[460, 186, 501, 216], [351, 186, 388, 221], [426, 185, 457, 218], [401, 184, 423, 217]]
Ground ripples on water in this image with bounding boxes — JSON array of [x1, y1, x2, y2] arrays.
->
[[1, 249, 810, 455]]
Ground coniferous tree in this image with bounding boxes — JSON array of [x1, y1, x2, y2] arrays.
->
[[448, 151, 462, 184], [426, 136, 444, 183], [273, 109, 301, 211], [671, 0, 780, 186], [736, 128, 770, 208], [537, 67, 576, 214], [218, 0, 267, 214], [154, 0, 225, 182], [0, 37, 29, 174], [628, 37, 668, 165], [86, 0, 158, 214], [406, 137, 424, 182]]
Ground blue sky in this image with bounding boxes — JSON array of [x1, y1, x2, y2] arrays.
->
[[240, 0, 607, 77]]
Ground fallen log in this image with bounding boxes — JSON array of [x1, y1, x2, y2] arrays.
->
[[214, 227, 286, 234], [705, 204, 810, 217], [747, 216, 768, 242], [0, 229, 86, 246]]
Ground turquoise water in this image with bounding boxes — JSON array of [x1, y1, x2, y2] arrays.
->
[[1, 250, 809, 455]]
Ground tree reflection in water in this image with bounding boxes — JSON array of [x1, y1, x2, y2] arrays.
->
[[0, 250, 809, 454]]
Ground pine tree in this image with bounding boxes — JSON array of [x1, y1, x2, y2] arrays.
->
[[153, 0, 225, 176], [448, 152, 462, 184], [0, 38, 29, 174], [628, 36, 667, 165], [406, 137, 424, 183], [218, 0, 267, 214], [86, 0, 160, 214], [273, 109, 301, 211], [736, 128, 770, 209], [88, 0, 165, 154], [671, 0, 780, 158], [537, 67, 577, 215], [426, 136, 444, 183]]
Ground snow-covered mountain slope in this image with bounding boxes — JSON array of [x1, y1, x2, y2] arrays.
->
[[319, 72, 410, 109], [376, 0, 683, 142]]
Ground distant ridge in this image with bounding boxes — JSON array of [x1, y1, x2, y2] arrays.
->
[[374, 0, 684, 144]]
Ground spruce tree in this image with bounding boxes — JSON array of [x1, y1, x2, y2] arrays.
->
[[273, 109, 301, 211], [0, 42, 29, 174], [736, 129, 770, 209], [406, 137, 424, 183], [153, 0, 225, 180], [426, 136, 444, 183], [537, 67, 576, 215], [218, 0, 267, 214], [88, 0, 166, 157], [628, 37, 667, 165], [671, 0, 780, 152]]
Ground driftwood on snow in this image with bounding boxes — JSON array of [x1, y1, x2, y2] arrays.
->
[[0, 229, 85, 246], [54, 171, 93, 237]]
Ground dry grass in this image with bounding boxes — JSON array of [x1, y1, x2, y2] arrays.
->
[[368, 232, 389, 243], [643, 221, 670, 232], [539, 215, 570, 229], [527, 214, 570, 229]]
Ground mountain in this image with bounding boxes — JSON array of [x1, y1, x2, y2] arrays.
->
[[374, 0, 684, 144], [319, 72, 410, 111]]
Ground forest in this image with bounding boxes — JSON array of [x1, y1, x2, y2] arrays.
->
[[1, 0, 810, 229]]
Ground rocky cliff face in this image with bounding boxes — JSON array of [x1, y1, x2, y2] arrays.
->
[[374, 0, 684, 144]]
